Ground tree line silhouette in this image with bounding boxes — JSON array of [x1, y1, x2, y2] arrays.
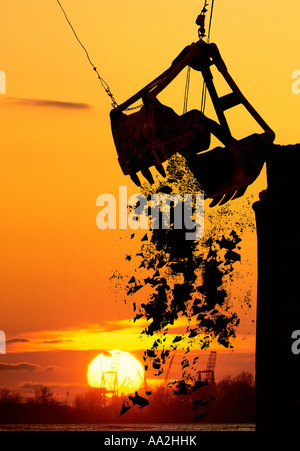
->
[[0, 372, 255, 424]]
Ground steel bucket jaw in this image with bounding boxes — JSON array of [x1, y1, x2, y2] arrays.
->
[[110, 99, 209, 186], [184, 133, 274, 207], [110, 39, 275, 206]]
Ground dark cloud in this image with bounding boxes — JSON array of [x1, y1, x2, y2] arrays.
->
[[45, 366, 61, 373], [41, 339, 73, 344], [0, 362, 40, 372], [4, 96, 92, 110], [6, 337, 30, 344], [0, 362, 61, 373]]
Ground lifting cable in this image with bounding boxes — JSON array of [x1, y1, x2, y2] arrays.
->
[[200, 0, 215, 113], [56, 0, 215, 113], [56, 0, 148, 111], [183, 0, 216, 114], [183, 66, 191, 114], [56, 0, 120, 109]]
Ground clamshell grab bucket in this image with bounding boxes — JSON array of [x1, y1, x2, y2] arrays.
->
[[183, 132, 274, 206], [110, 99, 210, 186], [110, 39, 275, 205]]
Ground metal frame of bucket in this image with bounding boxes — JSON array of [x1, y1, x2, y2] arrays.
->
[[110, 39, 275, 204]]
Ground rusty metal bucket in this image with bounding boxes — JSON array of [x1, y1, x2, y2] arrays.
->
[[183, 132, 274, 206], [110, 40, 275, 205], [110, 98, 210, 186]]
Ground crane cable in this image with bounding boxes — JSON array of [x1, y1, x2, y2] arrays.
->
[[183, 66, 191, 114], [56, 0, 124, 109], [56, 0, 215, 113], [200, 0, 215, 113], [183, 0, 215, 114]]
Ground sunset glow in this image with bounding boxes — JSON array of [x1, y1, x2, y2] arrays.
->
[[1, 0, 299, 410], [87, 350, 145, 396]]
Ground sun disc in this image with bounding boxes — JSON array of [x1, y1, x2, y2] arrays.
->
[[87, 350, 144, 395]]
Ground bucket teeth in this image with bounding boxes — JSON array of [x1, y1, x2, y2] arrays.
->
[[152, 150, 166, 177], [209, 195, 224, 207], [218, 191, 236, 206], [152, 150, 162, 165], [209, 186, 248, 207], [155, 163, 166, 178], [230, 186, 247, 200], [130, 173, 141, 187], [141, 168, 154, 184]]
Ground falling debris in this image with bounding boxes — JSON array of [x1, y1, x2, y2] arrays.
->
[[118, 391, 150, 418]]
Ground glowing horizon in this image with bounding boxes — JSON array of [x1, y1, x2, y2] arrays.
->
[[1, 0, 299, 400]]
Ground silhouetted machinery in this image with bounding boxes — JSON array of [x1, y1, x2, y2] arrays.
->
[[101, 351, 120, 398], [110, 13, 275, 207], [197, 351, 217, 397]]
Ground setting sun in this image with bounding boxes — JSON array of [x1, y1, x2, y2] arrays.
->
[[87, 350, 145, 396]]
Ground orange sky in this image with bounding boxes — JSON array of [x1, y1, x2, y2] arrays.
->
[[0, 0, 299, 402]]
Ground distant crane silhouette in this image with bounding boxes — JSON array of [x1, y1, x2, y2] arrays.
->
[[163, 353, 176, 388], [197, 351, 217, 397], [101, 351, 120, 398]]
